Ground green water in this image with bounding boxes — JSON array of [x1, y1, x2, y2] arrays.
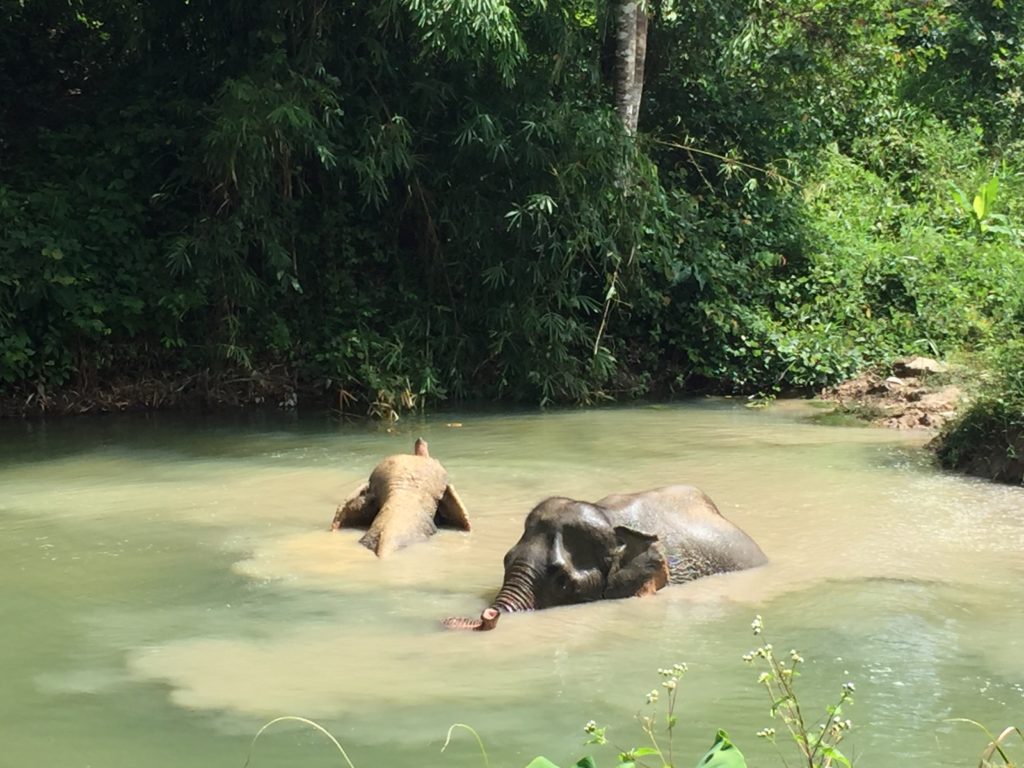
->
[[1, 401, 1021, 768]]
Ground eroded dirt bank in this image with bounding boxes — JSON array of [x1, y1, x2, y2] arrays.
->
[[819, 356, 964, 431]]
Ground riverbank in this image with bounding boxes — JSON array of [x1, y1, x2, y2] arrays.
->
[[5, 357, 1021, 488], [0, 368, 303, 419], [817, 356, 965, 432], [818, 356, 1024, 486]]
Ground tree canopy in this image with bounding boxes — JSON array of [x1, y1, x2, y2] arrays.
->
[[1, 0, 1022, 415]]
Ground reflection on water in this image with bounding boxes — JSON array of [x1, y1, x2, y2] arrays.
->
[[1, 401, 1022, 768]]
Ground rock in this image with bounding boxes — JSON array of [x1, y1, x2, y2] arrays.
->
[[918, 385, 963, 413], [892, 357, 949, 377], [820, 368, 965, 432]]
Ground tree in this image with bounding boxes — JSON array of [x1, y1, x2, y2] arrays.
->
[[611, 0, 649, 133]]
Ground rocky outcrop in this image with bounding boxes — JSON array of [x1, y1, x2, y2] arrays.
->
[[891, 356, 949, 377], [824, 358, 1024, 485], [821, 357, 964, 431]]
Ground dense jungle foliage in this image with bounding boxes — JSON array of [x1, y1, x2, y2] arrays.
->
[[1, 0, 1022, 428]]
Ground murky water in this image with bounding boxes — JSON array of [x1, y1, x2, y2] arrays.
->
[[1, 401, 1021, 768]]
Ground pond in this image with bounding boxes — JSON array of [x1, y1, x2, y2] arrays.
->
[[1, 400, 1021, 768]]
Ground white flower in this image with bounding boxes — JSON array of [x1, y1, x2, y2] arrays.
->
[[751, 615, 764, 635]]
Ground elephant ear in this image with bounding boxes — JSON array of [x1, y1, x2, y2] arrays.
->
[[332, 482, 378, 529], [604, 526, 669, 599], [436, 484, 471, 531]]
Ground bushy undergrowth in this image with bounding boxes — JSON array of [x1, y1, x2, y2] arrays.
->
[[935, 339, 1024, 484], [657, 118, 1024, 396]]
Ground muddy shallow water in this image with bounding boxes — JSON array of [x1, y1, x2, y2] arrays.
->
[[1, 400, 1021, 767]]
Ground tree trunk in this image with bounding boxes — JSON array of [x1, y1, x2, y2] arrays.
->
[[613, 0, 649, 134]]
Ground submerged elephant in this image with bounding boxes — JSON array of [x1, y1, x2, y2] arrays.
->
[[443, 484, 766, 630], [332, 438, 470, 557]]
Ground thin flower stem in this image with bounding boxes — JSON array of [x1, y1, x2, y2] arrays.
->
[[771, 654, 812, 765], [807, 691, 848, 765], [667, 688, 677, 768]]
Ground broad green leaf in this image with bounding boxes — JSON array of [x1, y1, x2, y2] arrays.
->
[[694, 730, 748, 768], [982, 177, 999, 210], [574, 758, 597, 768], [821, 745, 852, 768], [973, 192, 986, 222], [632, 747, 659, 756], [974, 177, 999, 223], [987, 224, 1015, 236], [525, 758, 561, 768]]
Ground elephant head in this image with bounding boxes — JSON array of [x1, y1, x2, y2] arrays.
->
[[443, 497, 669, 630]]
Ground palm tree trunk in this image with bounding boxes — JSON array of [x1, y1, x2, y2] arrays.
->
[[613, 0, 649, 134]]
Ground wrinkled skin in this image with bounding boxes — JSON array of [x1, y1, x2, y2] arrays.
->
[[332, 438, 470, 556], [443, 484, 766, 630]]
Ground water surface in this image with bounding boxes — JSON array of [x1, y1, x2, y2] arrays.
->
[[1, 401, 1021, 767]]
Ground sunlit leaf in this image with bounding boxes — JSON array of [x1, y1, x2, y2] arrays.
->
[[694, 730, 747, 768]]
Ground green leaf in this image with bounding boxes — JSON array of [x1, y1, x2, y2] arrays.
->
[[982, 177, 999, 211], [973, 192, 986, 222], [949, 184, 970, 213], [525, 758, 562, 768], [820, 745, 851, 768], [694, 730, 748, 768], [973, 177, 999, 223], [575, 758, 598, 768]]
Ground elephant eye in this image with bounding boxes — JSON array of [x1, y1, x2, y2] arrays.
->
[[552, 567, 580, 594]]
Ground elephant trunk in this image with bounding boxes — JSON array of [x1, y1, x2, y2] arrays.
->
[[442, 561, 539, 631], [442, 607, 500, 631], [489, 560, 538, 613], [360, 494, 438, 557]]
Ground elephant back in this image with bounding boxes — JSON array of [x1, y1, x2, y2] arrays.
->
[[597, 484, 767, 583], [369, 453, 448, 498]]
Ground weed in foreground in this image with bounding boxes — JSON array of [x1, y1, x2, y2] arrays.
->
[[949, 720, 1023, 768], [744, 615, 854, 768]]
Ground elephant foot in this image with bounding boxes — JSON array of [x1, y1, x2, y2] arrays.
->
[[441, 607, 500, 632]]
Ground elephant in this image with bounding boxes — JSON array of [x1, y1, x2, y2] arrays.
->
[[332, 438, 470, 556], [442, 484, 766, 630]]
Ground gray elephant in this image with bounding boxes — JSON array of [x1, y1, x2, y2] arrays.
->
[[443, 484, 766, 630], [332, 438, 470, 556]]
